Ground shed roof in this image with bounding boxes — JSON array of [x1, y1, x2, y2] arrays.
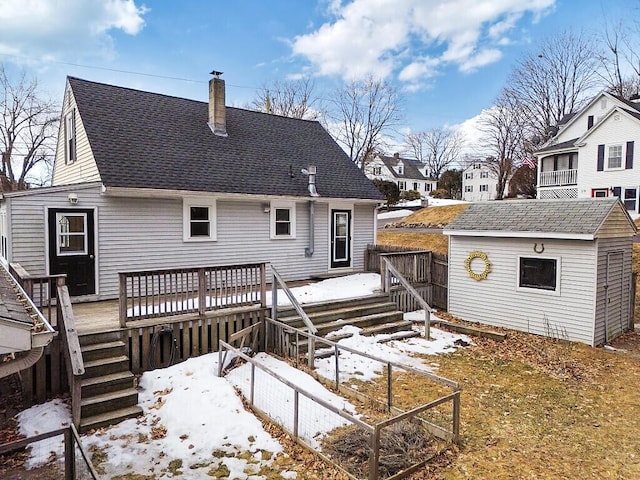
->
[[67, 77, 383, 201], [444, 198, 635, 239]]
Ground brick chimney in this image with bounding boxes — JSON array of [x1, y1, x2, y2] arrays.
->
[[208, 70, 227, 137]]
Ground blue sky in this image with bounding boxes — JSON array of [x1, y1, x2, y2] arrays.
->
[[0, 0, 632, 148]]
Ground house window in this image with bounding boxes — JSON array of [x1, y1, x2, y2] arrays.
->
[[624, 187, 637, 211], [270, 201, 296, 239], [465, 172, 474, 179], [0, 210, 6, 260], [64, 109, 76, 165], [183, 198, 217, 241], [413, 182, 419, 190], [397, 165, 403, 175], [592, 189, 608, 198], [518, 257, 559, 293], [480, 171, 489, 179], [607, 145, 623, 169], [480, 184, 488, 192], [473, 163, 481, 169], [465, 185, 473, 192], [372, 166, 382, 175], [425, 183, 432, 192], [397, 181, 406, 191]]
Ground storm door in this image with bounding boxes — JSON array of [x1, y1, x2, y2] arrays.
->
[[330, 209, 351, 269]]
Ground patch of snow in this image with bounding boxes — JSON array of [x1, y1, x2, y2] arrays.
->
[[377, 209, 414, 220], [16, 399, 70, 468]]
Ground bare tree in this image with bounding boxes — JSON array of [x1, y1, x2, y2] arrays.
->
[[478, 93, 531, 200], [503, 30, 598, 141], [332, 76, 402, 170], [404, 127, 462, 179], [251, 77, 324, 120], [598, 19, 640, 98], [0, 66, 58, 190]]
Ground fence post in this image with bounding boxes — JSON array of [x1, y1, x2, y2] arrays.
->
[[387, 363, 392, 412], [368, 425, 380, 480], [118, 273, 128, 328], [64, 428, 75, 480], [271, 275, 278, 322], [425, 308, 431, 340], [260, 263, 267, 308], [452, 390, 460, 444], [198, 268, 206, 317]]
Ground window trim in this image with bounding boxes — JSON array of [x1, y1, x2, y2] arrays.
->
[[270, 201, 296, 239], [480, 184, 489, 192], [183, 198, 217, 242], [606, 144, 624, 170], [64, 109, 76, 165], [56, 212, 88, 256], [516, 255, 561, 296]]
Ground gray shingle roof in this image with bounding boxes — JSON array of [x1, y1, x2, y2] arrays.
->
[[535, 137, 578, 154], [69, 77, 383, 200], [445, 198, 626, 236], [379, 155, 432, 180]]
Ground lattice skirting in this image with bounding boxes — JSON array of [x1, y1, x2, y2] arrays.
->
[[538, 188, 578, 199]]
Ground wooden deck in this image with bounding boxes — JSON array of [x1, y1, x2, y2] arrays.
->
[[69, 300, 121, 334]]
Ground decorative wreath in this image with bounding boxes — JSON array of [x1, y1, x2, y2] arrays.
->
[[464, 251, 491, 281]]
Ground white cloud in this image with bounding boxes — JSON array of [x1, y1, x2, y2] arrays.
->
[[0, 0, 147, 61], [292, 0, 555, 85]]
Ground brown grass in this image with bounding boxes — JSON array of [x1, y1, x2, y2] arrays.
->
[[400, 204, 468, 227], [377, 231, 449, 255]]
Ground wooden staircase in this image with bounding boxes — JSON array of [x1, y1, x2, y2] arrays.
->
[[77, 331, 142, 433], [277, 294, 417, 349]]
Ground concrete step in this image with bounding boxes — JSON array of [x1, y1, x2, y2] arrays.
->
[[84, 355, 129, 378], [79, 330, 124, 347], [279, 302, 399, 328], [81, 371, 136, 398], [79, 405, 143, 434], [81, 388, 139, 419], [81, 340, 127, 363]]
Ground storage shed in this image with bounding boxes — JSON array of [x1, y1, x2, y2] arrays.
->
[[443, 198, 636, 346]]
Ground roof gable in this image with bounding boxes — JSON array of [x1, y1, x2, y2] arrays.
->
[[444, 198, 635, 239], [67, 77, 383, 201], [575, 106, 640, 145], [378, 155, 428, 180]]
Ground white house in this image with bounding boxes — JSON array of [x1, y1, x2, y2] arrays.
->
[[461, 162, 507, 202], [535, 91, 640, 212], [365, 153, 437, 196], [444, 198, 636, 346], [0, 74, 383, 301]]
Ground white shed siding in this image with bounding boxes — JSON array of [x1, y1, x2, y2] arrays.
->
[[448, 236, 597, 345], [7, 189, 375, 300], [575, 112, 640, 198], [594, 236, 633, 345], [52, 86, 101, 186]]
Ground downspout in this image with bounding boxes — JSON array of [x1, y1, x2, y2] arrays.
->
[[304, 166, 320, 257], [0, 347, 44, 380]]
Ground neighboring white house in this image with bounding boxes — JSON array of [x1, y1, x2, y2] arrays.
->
[[461, 162, 507, 202], [365, 153, 437, 196], [444, 198, 636, 346], [535, 91, 640, 212], [0, 75, 383, 302]]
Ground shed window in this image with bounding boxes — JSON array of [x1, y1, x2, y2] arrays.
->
[[183, 198, 217, 241], [518, 257, 558, 292]]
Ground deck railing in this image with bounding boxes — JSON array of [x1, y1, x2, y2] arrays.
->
[[378, 250, 432, 286], [9, 262, 66, 326], [539, 169, 577, 187], [55, 278, 85, 428], [119, 263, 267, 326]]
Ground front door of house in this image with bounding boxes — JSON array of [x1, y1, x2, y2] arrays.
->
[[48, 208, 95, 296], [605, 251, 625, 342], [330, 209, 351, 269]]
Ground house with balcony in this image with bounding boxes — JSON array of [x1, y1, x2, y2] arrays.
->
[[461, 162, 507, 202], [535, 92, 640, 212], [365, 153, 437, 196]]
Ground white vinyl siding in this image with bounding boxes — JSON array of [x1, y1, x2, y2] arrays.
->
[[52, 86, 101, 186], [5, 187, 377, 300], [448, 236, 597, 345]]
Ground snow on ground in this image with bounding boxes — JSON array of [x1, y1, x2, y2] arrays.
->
[[377, 208, 414, 220], [16, 274, 472, 477], [395, 198, 468, 208]]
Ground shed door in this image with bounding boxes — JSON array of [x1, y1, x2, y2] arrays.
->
[[48, 208, 95, 296], [605, 251, 625, 342]]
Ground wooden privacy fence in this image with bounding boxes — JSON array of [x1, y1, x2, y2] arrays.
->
[[119, 263, 267, 325], [365, 245, 448, 310]]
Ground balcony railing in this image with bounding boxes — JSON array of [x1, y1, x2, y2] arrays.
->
[[539, 169, 577, 187]]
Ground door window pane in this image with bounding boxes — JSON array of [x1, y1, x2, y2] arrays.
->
[[57, 213, 87, 255]]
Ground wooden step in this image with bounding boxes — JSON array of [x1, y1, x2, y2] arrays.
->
[[83, 355, 129, 378], [81, 340, 127, 362], [79, 405, 143, 434], [79, 330, 124, 347], [81, 371, 136, 398], [314, 326, 420, 359], [312, 311, 405, 336], [81, 388, 139, 419], [277, 294, 389, 317], [360, 319, 415, 336], [279, 302, 399, 328]]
